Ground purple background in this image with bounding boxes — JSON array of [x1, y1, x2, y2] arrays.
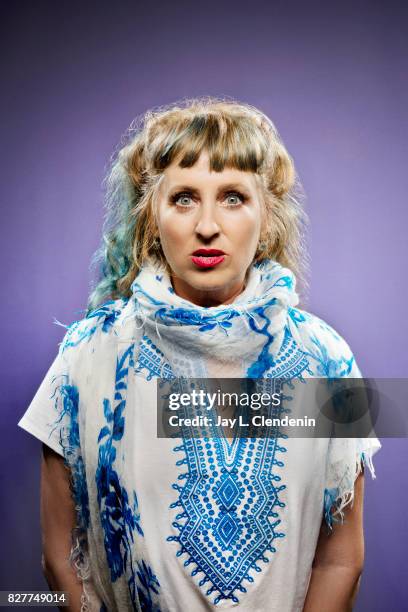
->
[[2, 1, 407, 609]]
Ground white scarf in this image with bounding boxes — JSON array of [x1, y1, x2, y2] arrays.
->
[[118, 257, 300, 378], [60, 256, 379, 611], [72, 257, 307, 610]]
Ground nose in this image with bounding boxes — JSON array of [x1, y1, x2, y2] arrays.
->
[[194, 202, 221, 241]]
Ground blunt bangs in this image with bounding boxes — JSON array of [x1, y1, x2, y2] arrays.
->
[[152, 112, 266, 173]]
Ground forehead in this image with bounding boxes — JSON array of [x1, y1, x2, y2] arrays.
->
[[159, 151, 260, 192]]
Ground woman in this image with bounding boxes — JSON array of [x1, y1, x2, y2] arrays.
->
[[18, 97, 381, 612]]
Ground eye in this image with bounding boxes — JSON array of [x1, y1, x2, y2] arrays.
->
[[223, 191, 246, 206], [170, 192, 195, 207]]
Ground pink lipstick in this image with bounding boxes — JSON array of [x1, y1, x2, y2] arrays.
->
[[191, 249, 226, 269]]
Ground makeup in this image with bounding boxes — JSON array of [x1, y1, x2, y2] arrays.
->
[[191, 249, 226, 268]]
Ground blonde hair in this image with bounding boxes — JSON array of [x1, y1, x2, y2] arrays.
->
[[87, 96, 308, 313]]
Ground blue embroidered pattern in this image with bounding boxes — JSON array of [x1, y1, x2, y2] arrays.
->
[[154, 305, 240, 333], [288, 307, 309, 327], [136, 560, 161, 610], [168, 436, 287, 603], [246, 306, 277, 378], [57, 299, 127, 354], [134, 335, 174, 381], [96, 342, 161, 610], [265, 326, 313, 379], [166, 328, 310, 605], [50, 376, 90, 529], [304, 334, 354, 379]]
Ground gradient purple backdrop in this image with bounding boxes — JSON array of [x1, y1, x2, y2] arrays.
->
[[2, 1, 407, 610]]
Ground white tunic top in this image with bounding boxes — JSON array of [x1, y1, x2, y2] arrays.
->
[[18, 259, 381, 612]]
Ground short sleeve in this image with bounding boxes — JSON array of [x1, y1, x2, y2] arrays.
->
[[18, 300, 120, 460], [18, 342, 74, 458]]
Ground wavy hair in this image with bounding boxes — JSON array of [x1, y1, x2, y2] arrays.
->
[[86, 96, 309, 314]]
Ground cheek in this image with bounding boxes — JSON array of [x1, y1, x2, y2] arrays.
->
[[228, 209, 261, 244], [157, 211, 188, 253]]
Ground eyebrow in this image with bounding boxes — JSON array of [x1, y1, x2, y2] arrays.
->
[[167, 182, 252, 195]]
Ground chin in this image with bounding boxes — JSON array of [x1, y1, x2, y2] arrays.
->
[[187, 269, 238, 291]]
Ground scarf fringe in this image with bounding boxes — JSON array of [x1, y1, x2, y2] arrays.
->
[[324, 445, 378, 532], [69, 529, 93, 612]]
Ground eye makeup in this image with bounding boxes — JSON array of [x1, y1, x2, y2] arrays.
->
[[169, 185, 250, 206]]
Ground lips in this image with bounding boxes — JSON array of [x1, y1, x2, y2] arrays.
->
[[191, 249, 226, 269], [192, 249, 225, 256]]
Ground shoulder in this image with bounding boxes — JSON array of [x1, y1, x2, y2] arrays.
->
[[58, 297, 129, 357], [287, 307, 360, 377]]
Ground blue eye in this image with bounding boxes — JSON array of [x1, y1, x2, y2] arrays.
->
[[225, 192, 244, 206], [178, 195, 193, 206], [170, 190, 247, 207], [171, 192, 194, 207]]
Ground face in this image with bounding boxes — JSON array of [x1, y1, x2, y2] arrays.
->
[[154, 151, 264, 307]]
